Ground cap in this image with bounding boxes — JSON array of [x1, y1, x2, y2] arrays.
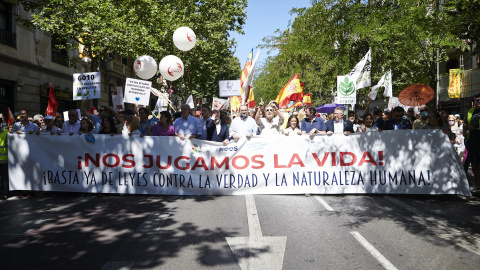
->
[[44, 115, 54, 120], [454, 114, 460, 118]]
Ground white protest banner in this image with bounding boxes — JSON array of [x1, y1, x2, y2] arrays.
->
[[8, 130, 470, 196], [73, 72, 101, 100], [219, 80, 242, 97], [124, 78, 151, 106], [337, 76, 356, 105], [112, 86, 125, 111], [212, 97, 229, 111]]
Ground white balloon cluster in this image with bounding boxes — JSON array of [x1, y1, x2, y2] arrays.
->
[[133, 27, 196, 81]]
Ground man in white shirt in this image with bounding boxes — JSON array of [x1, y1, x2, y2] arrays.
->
[[62, 109, 80, 135], [230, 105, 258, 140], [325, 107, 354, 136]]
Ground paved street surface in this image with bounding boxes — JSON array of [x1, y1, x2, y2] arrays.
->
[[1, 192, 480, 270]]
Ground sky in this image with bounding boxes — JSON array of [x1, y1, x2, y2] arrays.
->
[[229, 0, 313, 70]]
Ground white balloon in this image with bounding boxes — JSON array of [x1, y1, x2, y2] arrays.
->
[[133, 55, 157, 80], [159, 55, 184, 81], [173, 27, 196, 52]]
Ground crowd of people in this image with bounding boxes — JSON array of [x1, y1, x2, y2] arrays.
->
[[1, 93, 479, 198]]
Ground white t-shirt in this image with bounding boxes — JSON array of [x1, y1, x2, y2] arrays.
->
[[283, 127, 301, 136], [259, 117, 281, 135]]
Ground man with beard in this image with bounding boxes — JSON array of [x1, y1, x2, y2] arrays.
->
[[229, 105, 257, 140]]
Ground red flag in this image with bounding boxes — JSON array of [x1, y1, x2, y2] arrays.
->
[[7, 107, 15, 126], [88, 106, 98, 115], [46, 83, 58, 116]]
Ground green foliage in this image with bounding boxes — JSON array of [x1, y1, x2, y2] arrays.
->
[[16, 0, 247, 102], [254, 0, 474, 106]]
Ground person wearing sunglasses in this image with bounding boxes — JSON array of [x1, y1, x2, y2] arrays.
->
[[61, 109, 81, 135], [413, 105, 429, 129], [81, 98, 108, 134], [255, 99, 285, 135], [383, 106, 412, 130], [464, 94, 480, 190]]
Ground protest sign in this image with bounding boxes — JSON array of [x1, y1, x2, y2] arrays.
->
[[112, 86, 125, 111], [219, 80, 242, 97], [124, 78, 151, 106], [73, 72, 101, 100]]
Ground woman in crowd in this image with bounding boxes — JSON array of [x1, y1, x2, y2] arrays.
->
[[78, 117, 94, 135], [359, 113, 374, 132], [152, 111, 175, 136], [99, 116, 117, 136], [422, 110, 456, 142], [123, 115, 141, 136], [382, 111, 390, 121], [283, 115, 301, 136], [35, 115, 59, 135], [448, 114, 460, 136]]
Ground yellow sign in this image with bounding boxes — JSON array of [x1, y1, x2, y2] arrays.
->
[[448, 69, 461, 99]]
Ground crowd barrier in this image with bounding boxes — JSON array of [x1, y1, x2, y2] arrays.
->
[[7, 130, 471, 196]]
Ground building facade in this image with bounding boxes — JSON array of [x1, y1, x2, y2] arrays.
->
[[0, 1, 167, 119]]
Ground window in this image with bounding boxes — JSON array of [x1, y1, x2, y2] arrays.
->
[[51, 35, 69, 66], [0, 1, 16, 47]]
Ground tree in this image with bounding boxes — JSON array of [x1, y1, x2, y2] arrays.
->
[[16, 0, 247, 102], [254, 0, 471, 107]]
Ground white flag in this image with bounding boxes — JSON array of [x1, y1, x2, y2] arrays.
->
[[242, 50, 261, 104], [186, 94, 194, 110], [349, 49, 371, 90], [155, 96, 164, 111], [370, 70, 392, 100]]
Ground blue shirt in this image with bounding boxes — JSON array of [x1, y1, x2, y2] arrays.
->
[[12, 121, 39, 133], [197, 117, 211, 140], [91, 115, 102, 134], [174, 115, 201, 137], [301, 117, 326, 133]]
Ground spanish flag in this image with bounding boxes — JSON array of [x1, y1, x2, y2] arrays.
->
[[230, 49, 253, 112], [247, 88, 255, 108], [275, 74, 303, 108], [303, 92, 312, 105], [7, 107, 15, 126]]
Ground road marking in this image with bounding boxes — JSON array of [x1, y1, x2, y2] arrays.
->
[[49, 197, 92, 212], [314, 196, 335, 211], [245, 194, 263, 239], [101, 261, 135, 270], [136, 212, 170, 233], [226, 195, 287, 270], [350, 231, 398, 270], [385, 196, 480, 256]]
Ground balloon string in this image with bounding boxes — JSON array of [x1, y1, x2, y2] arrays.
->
[[187, 65, 191, 86]]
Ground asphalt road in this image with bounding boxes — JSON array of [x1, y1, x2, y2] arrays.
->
[[1, 192, 480, 270]]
